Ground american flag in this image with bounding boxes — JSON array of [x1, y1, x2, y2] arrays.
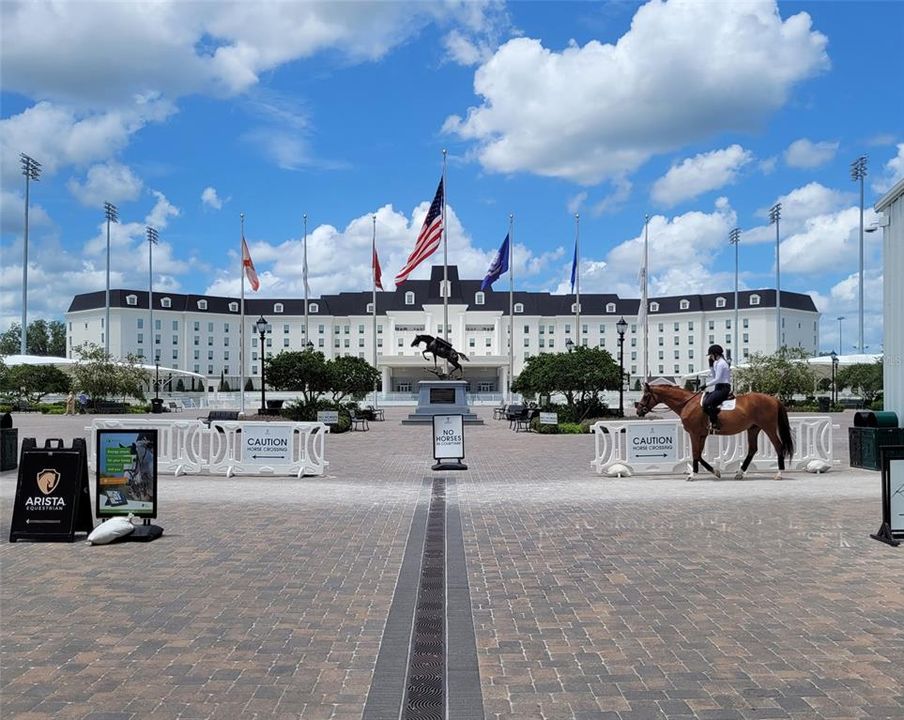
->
[[395, 178, 443, 287], [242, 235, 260, 291]]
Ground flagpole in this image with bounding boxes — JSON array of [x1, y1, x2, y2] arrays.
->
[[643, 214, 650, 381], [441, 149, 449, 351], [508, 213, 514, 403], [372, 214, 378, 409], [303, 214, 309, 345], [575, 213, 581, 348], [239, 212, 246, 416]]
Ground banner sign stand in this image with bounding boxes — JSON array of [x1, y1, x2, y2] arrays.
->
[[432, 415, 467, 471], [871, 445, 904, 547], [96, 429, 163, 541], [9, 438, 93, 543]]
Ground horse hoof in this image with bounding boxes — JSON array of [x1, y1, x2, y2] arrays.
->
[[734, 471, 745, 481], [773, 473, 783, 481], [713, 469, 722, 479], [686, 474, 695, 482]]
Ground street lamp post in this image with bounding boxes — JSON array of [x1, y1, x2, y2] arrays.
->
[[729, 227, 740, 364], [769, 202, 782, 351], [154, 361, 160, 401], [103, 202, 119, 355], [256, 316, 271, 414], [851, 156, 867, 352], [20, 153, 41, 355], [830, 350, 838, 406], [616, 317, 628, 418]]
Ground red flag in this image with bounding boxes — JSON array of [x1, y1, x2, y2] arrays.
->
[[395, 178, 443, 286], [242, 235, 260, 291], [373, 244, 383, 290]]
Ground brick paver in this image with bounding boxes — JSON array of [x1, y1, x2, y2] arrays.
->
[[1, 408, 902, 719]]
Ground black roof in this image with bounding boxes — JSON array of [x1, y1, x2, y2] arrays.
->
[[67, 265, 817, 317]]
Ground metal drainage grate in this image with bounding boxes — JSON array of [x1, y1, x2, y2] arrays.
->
[[403, 477, 446, 720]]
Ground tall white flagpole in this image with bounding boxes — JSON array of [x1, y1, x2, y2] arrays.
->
[[575, 213, 581, 347], [372, 214, 378, 409], [508, 213, 514, 403], [239, 213, 246, 416], [643, 214, 650, 381], [303, 214, 309, 345], [442, 149, 449, 346]]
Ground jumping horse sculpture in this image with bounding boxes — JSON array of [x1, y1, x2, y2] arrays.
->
[[634, 382, 794, 482], [411, 334, 469, 379]]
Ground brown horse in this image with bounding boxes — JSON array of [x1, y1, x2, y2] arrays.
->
[[635, 383, 794, 481]]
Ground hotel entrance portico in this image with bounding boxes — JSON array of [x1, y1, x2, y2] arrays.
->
[[378, 355, 510, 399]]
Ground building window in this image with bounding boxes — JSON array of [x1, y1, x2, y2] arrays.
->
[[750, 294, 760, 306], [688, 322, 694, 331], [631, 338, 637, 347], [726, 319, 732, 329], [485, 338, 492, 347], [658, 337, 664, 346], [599, 338, 606, 347], [366, 303, 374, 313], [658, 323, 664, 332], [358, 338, 364, 348], [679, 299, 689, 310], [599, 324, 605, 333], [674, 336, 680, 346], [743, 319, 749, 329], [228, 301, 239, 312], [514, 303, 524, 313], [658, 350, 664, 360], [173, 349, 178, 360], [309, 303, 319, 313], [209, 364, 214, 374], [397, 338, 404, 347], [571, 302, 581, 313], [716, 296, 726, 308], [606, 303, 616, 313], [565, 324, 571, 334], [194, 350, 199, 360], [172, 335, 178, 344], [155, 334, 161, 345], [161, 297, 171, 308], [284, 338, 290, 347], [137, 319, 144, 329], [689, 350, 694, 359], [439, 280, 451, 298], [469, 338, 476, 348], [274, 303, 284, 313], [208, 350, 214, 360], [344, 339, 350, 348], [137, 333, 143, 344], [650, 302, 659, 312], [197, 299, 207, 310], [674, 350, 680, 359], [743, 333, 749, 343], [524, 338, 529, 347], [474, 292, 485, 306], [405, 292, 415, 306], [126, 294, 138, 306]]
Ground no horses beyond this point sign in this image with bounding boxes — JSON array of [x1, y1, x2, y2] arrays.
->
[[432, 415, 467, 471]]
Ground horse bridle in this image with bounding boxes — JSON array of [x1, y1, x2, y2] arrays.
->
[[637, 388, 703, 416]]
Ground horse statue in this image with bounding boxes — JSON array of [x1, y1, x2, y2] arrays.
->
[[634, 383, 794, 482], [411, 334, 469, 379]]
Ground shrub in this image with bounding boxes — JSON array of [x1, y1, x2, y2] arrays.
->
[[280, 398, 354, 433], [559, 422, 585, 434]]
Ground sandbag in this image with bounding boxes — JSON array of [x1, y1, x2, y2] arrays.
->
[[87, 514, 136, 545]]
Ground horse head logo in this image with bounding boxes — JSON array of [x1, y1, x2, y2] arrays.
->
[[36, 468, 61, 495]]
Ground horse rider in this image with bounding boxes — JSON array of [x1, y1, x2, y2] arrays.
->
[[702, 344, 732, 432]]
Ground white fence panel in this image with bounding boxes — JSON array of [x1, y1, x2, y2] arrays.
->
[[87, 418, 207, 475], [591, 416, 838, 475]]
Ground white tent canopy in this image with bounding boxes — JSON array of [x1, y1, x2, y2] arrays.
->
[[1, 354, 205, 382], [680, 353, 882, 384]]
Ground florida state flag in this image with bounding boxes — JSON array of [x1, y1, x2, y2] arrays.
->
[[242, 235, 260, 291], [373, 245, 383, 290]]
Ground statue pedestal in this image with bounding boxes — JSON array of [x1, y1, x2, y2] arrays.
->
[[401, 380, 484, 425]]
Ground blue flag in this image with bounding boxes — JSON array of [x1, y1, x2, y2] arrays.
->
[[481, 233, 510, 290], [570, 240, 578, 292]]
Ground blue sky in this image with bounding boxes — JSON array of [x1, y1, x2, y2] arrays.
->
[[1, 0, 902, 354]]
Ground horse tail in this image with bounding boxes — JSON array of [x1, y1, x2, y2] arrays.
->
[[777, 402, 794, 460], [458, 351, 469, 361]]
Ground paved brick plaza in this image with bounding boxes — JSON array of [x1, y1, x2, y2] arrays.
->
[[2, 408, 902, 719]]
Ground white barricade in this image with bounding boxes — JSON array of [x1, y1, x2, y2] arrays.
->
[[591, 416, 838, 475], [87, 419, 329, 477]]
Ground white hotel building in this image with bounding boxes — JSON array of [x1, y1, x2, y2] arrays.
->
[[66, 265, 819, 395]]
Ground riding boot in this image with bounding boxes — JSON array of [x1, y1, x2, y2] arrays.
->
[[709, 415, 721, 434]]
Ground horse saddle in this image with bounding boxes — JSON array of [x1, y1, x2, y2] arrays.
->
[[701, 393, 736, 411]]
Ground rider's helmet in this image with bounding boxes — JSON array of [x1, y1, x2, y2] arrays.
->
[[707, 344, 724, 357]]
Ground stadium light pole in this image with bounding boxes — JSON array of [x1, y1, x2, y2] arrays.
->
[[769, 202, 782, 351], [146, 226, 159, 364], [20, 153, 41, 355], [103, 202, 119, 355], [837, 316, 845, 356], [729, 227, 741, 364], [851, 155, 867, 352]]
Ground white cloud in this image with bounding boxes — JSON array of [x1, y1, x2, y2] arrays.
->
[[873, 143, 904, 194], [201, 187, 223, 210], [651, 145, 753, 207], [67, 162, 143, 206], [567, 192, 587, 215], [445, 0, 828, 184], [784, 138, 839, 168], [743, 182, 853, 244], [591, 177, 632, 216], [146, 191, 180, 230]]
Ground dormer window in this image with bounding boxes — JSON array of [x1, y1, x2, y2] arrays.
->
[[197, 299, 208, 311], [606, 302, 616, 313], [366, 303, 374, 313], [514, 303, 524, 314], [474, 291, 485, 306], [405, 291, 415, 306], [126, 294, 138, 306], [749, 294, 761, 306], [571, 302, 581, 313], [650, 302, 659, 312], [228, 302, 239, 312], [274, 303, 284, 314], [308, 303, 319, 313], [161, 297, 172, 308], [679, 299, 690, 310], [715, 296, 726, 308]]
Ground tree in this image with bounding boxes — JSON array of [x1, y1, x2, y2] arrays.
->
[[734, 347, 816, 403], [328, 355, 380, 403], [265, 350, 331, 404], [512, 347, 621, 420], [26, 319, 49, 356], [0, 324, 21, 355], [175, 378, 185, 392], [0, 364, 71, 403], [244, 377, 254, 391], [836, 361, 883, 402], [70, 344, 149, 403], [48, 321, 67, 356], [0, 319, 68, 357]]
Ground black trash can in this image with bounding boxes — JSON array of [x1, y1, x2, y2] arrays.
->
[[0, 412, 18, 471], [817, 396, 830, 412], [150, 398, 165, 414]]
